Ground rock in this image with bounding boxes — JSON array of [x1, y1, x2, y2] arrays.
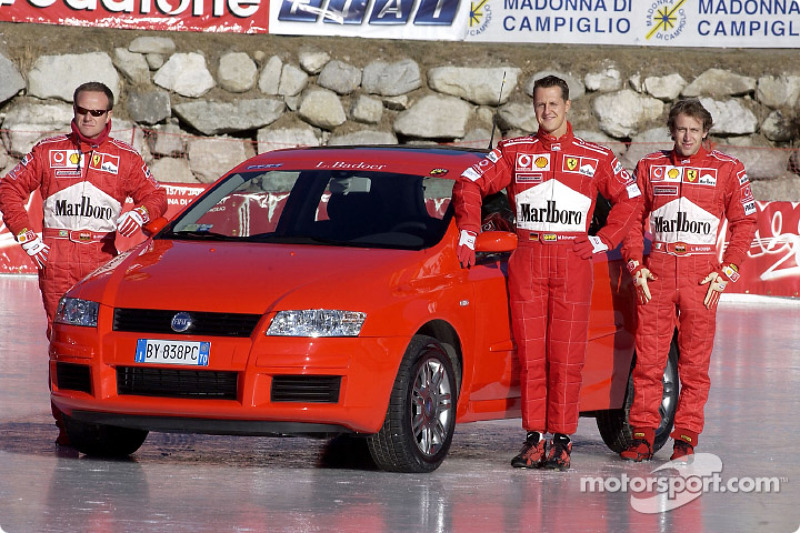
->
[[496, 102, 536, 133], [187, 136, 252, 183], [756, 74, 800, 108], [28, 52, 120, 103], [258, 56, 283, 95], [350, 95, 383, 124], [620, 127, 673, 170], [719, 141, 790, 181], [575, 129, 628, 162], [154, 53, 215, 98], [700, 97, 758, 135], [682, 68, 756, 98], [128, 36, 176, 55], [761, 110, 796, 142], [427, 67, 520, 105], [593, 90, 664, 138], [278, 63, 309, 97], [750, 173, 800, 201], [643, 73, 687, 101], [298, 47, 330, 74], [362, 59, 421, 97], [113, 48, 151, 85], [257, 127, 320, 153], [126, 89, 171, 125], [218, 52, 258, 93], [298, 89, 347, 130], [0, 53, 26, 105], [173, 99, 285, 135], [1, 102, 73, 156], [584, 63, 622, 92], [150, 157, 197, 183], [318, 60, 362, 95], [148, 122, 186, 156], [328, 130, 398, 145], [393, 95, 471, 140]]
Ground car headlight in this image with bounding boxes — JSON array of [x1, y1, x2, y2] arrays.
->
[[267, 309, 366, 337], [54, 297, 99, 327]]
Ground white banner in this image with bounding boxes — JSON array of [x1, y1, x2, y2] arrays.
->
[[268, 0, 468, 40], [466, 0, 800, 47]]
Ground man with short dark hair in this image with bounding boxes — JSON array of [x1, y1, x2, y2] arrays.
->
[[0, 81, 166, 445], [620, 98, 758, 462], [453, 75, 642, 470]]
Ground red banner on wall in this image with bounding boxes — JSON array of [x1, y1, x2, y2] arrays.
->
[[0, 0, 269, 33]]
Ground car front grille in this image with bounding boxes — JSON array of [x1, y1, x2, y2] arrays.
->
[[56, 362, 92, 394], [271, 375, 341, 403], [117, 366, 238, 399], [113, 308, 262, 337]]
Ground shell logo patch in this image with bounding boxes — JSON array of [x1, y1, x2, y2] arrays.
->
[[49, 150, 82, 168], [516, 153, 550, 172]]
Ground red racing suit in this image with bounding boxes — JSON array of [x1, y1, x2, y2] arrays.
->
[[0, 121, 166, 323], [622, 146, 758, 443], [453, 123, 642, 435]]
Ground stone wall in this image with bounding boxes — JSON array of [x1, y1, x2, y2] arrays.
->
[[0, 27, 798, 200]]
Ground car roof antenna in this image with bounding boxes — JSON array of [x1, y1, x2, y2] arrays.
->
[[488, 71, 507, 150]]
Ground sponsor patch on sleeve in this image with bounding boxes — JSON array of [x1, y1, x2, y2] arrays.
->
[[462, 167, 482, 182], [743, 201, 756, 216], [740, 183, 754, 203], [738, 169, 749, 185], [626, 183, 641, 199]]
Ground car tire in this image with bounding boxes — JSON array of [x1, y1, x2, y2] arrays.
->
[[63, 414, 149, 457], [367, 335, 458, 473], [596, 333, 679, 454]]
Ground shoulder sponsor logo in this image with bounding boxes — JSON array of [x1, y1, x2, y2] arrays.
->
[[50, 150, 81, 168], [626, 183, 641, 199], [517, 153, 550, 172], [462, 167, 481, 182], [740, 183, 754, 203], [653, 185, 679, 196], [738, 170, 749, 185], [516, 172, 543, 183], [743, 201, 756, 216]]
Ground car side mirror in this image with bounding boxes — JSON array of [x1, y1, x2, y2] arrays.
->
[[142, 217, 168, 237], [475, 231, 518, 253]]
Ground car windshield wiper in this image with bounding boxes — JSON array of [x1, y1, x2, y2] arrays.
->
[[167, 230, 243, 241]]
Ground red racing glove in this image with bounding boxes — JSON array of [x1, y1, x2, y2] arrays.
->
[[627, 260, 657, 305], [117, 206, 150, 238], [17, 228, 49, 269], [572, 234, 609, 260], [457, 229, 477, 269]]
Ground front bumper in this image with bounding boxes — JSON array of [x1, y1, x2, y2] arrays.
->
[[49, 323, 411, 435]]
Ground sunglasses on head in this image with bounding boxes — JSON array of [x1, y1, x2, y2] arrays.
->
[[75, 106, 109, 117]]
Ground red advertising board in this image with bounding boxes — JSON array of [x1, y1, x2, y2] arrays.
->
[[2, 189, 799, 298], [0, 0, 269, 33]]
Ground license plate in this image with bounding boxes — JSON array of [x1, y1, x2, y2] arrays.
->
[[135, 339, 210, 366]]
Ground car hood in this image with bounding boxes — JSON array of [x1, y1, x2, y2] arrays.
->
[[70, 238, 452, 315]]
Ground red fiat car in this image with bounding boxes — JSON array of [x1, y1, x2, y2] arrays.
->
[[49, 145, 677, 472]]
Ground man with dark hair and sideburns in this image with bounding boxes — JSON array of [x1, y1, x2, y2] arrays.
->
[[0, 81, 166, 446], [452, 75, 643, 471]]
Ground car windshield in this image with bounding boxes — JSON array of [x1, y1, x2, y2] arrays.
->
[[162, 168, 455, 250]]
